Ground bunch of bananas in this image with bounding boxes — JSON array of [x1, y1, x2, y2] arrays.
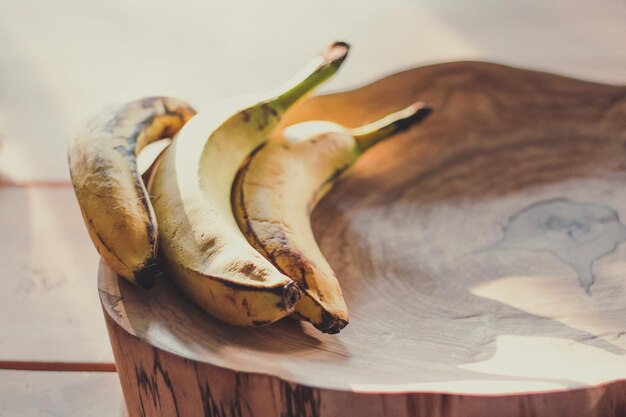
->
[[69, 42, 431, 334]]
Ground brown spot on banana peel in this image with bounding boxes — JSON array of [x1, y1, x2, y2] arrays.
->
[[273, 247, 315, 290], [256, 105, 271, 131], [240, 110, 252, 123], [239, 261, 259, 276], [298, 267, 309, 289], [261, 102, 278, 118], [241, 297, 251, 317], [198, 236, 218, 254], [223, 290, 238, 306], [225, 259, 269, 281]]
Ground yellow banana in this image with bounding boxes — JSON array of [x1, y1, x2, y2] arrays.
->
[[69, 97, 196, 288], [150, 42, 349, 326], [233, 102, 432, 333]]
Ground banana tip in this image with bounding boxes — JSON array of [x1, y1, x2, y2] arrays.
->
[[318, 317, 349, 335], [323, 41, 350, 65]]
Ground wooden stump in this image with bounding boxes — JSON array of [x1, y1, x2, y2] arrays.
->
[[99, 62, 626, 417]]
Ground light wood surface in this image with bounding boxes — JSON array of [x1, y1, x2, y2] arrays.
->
[[100, 62, 626, 416], [0, 185, 114, 364], [0, 370, 126, 417]]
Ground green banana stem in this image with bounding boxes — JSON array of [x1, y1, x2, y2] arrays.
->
[[352, 102, 433, 153], [271, 41, 350, 112]]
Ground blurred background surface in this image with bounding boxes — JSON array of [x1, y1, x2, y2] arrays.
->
[[1, 0, 625, 182]]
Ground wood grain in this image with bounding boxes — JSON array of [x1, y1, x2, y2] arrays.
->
[[0, 370, 126, 417], [100, 62, 626, 416]]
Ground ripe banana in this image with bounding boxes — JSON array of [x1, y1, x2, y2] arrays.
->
[[233, 102, 432, 333], [150, 42, 350, 326], [69, 97, 196, 288]]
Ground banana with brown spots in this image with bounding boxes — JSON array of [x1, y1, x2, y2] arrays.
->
[[233, 102, 432, 333], [69, 97, 196, 288]]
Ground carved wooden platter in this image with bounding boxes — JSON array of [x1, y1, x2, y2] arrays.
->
[[99, 62, 626, 417]]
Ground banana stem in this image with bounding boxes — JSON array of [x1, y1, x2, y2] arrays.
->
[[271, 42, 350, 112], [352, 102, 433, 153]]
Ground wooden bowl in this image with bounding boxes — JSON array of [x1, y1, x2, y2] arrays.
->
[[99, 62, 626, 417]]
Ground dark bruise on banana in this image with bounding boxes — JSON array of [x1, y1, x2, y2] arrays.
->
[[69, 97, 196, 288]]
